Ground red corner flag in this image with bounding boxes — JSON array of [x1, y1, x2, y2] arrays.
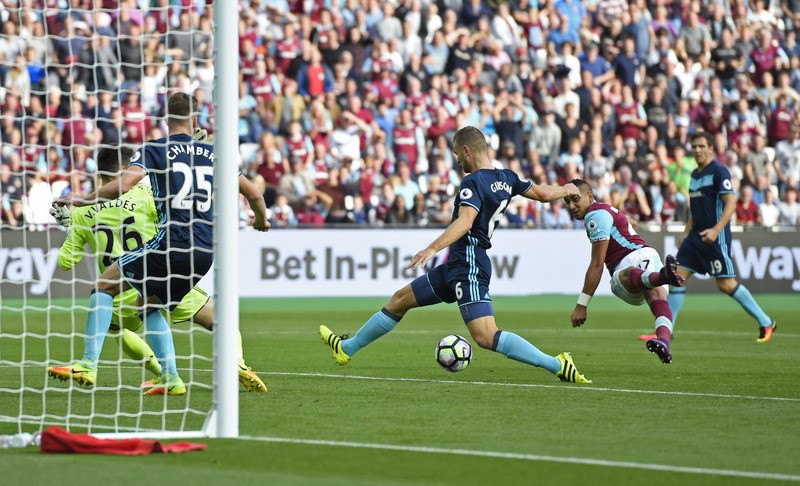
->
[[40, 426, 207, 455]]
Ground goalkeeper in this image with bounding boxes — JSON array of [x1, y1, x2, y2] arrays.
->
[[48, 142, 267, 393]]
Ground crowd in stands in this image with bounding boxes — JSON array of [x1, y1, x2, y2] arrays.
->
[[1, 0, 800, 230]]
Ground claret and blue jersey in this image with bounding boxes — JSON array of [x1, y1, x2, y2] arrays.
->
[[583, 201, 648, 274]]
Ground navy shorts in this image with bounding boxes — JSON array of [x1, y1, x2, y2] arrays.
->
[[117, 237, 213, 310], [677, 231, 736, 278], [411, 259, 494, 325]]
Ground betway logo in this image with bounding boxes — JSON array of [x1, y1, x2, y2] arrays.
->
[[0, 247, 60, 295], [664, 236, 800, 291]]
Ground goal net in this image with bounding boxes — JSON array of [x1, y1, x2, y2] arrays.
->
[[0, 1, 238, 439]]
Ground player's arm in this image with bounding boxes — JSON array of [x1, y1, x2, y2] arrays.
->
[[700, 192, 735, 244], [522, 182, 579, 202], [57, 214, 87, 271], [572, 239, 608, 328], [407, 205, 478, 270], [61, 165, 146, 208], [239, 174, 270, 232]]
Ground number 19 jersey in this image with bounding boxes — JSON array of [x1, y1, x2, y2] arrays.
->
[[58, 184, 158, 274]]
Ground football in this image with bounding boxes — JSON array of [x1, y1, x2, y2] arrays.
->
[[435, 334, 472, 372]]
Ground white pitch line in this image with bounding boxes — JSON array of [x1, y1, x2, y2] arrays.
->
[[241, 435, 800, 482], [243, 328, 800, 337], [268, 371, 800, 403]]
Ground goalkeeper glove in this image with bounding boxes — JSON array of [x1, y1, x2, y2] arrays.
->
[[49, 203, 71, 227], [193, 127, 209, 141]]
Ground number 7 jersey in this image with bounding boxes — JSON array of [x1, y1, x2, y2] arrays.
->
[[58, 184, 158, 274], [583, 201, 649, 274], [130, 133, 215, 249]]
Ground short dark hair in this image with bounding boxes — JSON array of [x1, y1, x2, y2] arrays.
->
[[167, 91, 198, 126], [453, 126, 486, 152], [96, 146, 134, 178], [570, 178, 592, 194], [691, 131, 714, 146]]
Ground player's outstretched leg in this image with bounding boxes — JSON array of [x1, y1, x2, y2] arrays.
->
[[488, 329, 592, 384], [628, 255, 685, 292], [663, 255, 685, 287], [47, 361, 97, 387], [320, 307, 402, 365], [555, 352, 593, 384], [646, 338, 672, 364], [319, 325, 352, 365], [641, 284, 687, 341], [239, 364, 267, 393], [47, 289, 116, 387], [725, 282, 777, 343], [231, 328, 267, 392], [119, 329, 162, 378], [644, 298, 673, 364], [141, 309, 186, 396]]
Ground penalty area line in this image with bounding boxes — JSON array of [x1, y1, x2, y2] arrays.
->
[[241, 435, 800, 482], [268, 371, 800, 403]]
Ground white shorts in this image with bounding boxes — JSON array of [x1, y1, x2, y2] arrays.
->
[[610, 247, 664, 306]]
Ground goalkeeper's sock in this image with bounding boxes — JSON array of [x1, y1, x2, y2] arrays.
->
[[492, 331, 560, 374], [143, 309, 178, 376], [341, 308, 400, 357], [82, 290, 114, 364], [237, 330, 246, 368], [119, 329, 161, 376]]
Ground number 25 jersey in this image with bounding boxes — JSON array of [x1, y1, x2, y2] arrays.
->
[[131, 133, 215, 250]]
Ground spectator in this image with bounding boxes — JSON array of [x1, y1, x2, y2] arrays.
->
[[541, 199, 572, 228], [386, 194, 413, 225], [774, 124, 800, 192], [295, 192, 332, 227], [759, 189, 780, 228], [297, 48, 334, 98], [779, 187, 800, 225], [269, 194, 298, 228], [735, 185, 761, 226]]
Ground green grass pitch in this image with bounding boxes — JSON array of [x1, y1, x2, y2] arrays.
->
[[0, 295, 798, 485]]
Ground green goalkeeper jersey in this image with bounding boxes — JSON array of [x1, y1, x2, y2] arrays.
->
[[59, 184, 158, 274]]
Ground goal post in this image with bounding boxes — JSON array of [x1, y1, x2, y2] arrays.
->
[[0, 0, 240, 440], [212, 0, 240, 439]]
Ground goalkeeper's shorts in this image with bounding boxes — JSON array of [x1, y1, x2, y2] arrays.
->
[[111, 286, 211, 332]]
